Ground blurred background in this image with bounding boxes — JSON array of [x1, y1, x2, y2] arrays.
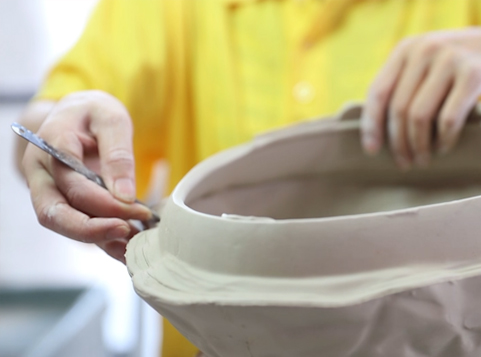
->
[[0, 1, 161, 356]]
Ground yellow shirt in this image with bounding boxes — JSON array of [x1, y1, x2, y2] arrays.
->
[[37, 0, 481, 355]]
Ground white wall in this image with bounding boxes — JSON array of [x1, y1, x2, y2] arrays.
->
[[0, 1, 161, 355], [0, 0, 98, 95]]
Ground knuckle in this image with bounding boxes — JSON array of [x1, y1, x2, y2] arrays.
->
[[88, 92, 129, 115], [105, 148, 134, 168], [102, 110, 131, 128], [62, 90, 131, 126], [36, 207, 50, 228], [88, 89, 110, 99], [437, 48, 456, 67], [440, 114, 458, 132], [36, 202, 60, 230], [62, 90, 98, 107], [426, 40, 442, 55], [63, 184, 83, 207], [417, 37, 442, 57], [68, 90, 112, 104], [370, 86, 390, 106], [409, 109, 429, 128]]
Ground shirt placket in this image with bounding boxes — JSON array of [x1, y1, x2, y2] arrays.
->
[[286, 0, 327, 122]]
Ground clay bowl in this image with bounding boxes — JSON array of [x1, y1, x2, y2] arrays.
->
[[127, 106, 481, 357]]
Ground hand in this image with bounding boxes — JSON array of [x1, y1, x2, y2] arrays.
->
[[361, 28, 481, 169], [22, 91, 153, 263]]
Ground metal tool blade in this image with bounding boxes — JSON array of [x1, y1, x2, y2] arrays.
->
[[12, 122, 107, 187]]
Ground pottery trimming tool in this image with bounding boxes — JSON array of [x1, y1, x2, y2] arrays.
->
[[11, 122, 160, 229]]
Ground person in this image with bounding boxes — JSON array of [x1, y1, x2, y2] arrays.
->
[[15, 0, 481, 356]]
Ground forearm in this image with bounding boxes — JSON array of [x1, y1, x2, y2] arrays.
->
[[14, 99, 56, 177]]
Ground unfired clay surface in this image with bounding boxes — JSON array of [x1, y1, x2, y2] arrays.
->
[[127, 105, 481, 357]]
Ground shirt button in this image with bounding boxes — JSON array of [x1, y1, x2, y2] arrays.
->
[[293, 81, 315, 104]]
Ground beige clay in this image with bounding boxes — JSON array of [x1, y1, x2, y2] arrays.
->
[[127, 105, 481, 357]]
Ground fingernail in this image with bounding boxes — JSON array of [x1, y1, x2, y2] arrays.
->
[[396, 156, 412, 171], [361, 112, 379, 154], [106, 225, 130, 240], [415, 153, 430, 168], [135, 203, 155, 220], [114, 178, 135, 202]]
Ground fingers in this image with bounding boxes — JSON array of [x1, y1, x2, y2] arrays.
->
[[405, 49, 456, 166], [363, 30, 481, 168], [386, 52, 429, 169], [362, 39, 412, 155], [97, 222, 141, 264], [43, 91, 136, 203], [27, 159, 132, 244], [21, 91, 152, 262], [88, 97, 136, 203], [98, 239, 129, 264], [25, 144, 147, 266], [53, 163, 151, 220], [387, 108, 412, 170], [46, 95, 145, 215], [437, 56, 481, 153]]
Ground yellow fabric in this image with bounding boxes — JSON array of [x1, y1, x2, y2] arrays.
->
[[36, 0, 481, 355]]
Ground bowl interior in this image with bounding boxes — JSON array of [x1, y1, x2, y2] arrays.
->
[[186, 124, 481, 219]]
